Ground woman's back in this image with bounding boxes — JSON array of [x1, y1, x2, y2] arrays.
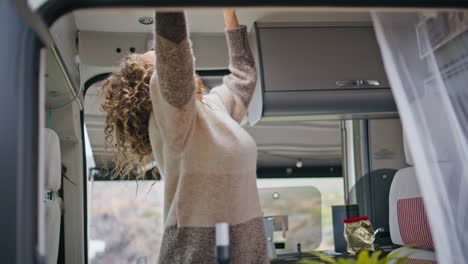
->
[[148, 11, 268, 264]]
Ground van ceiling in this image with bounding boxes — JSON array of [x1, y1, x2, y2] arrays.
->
[[73, 8, 372, 33]]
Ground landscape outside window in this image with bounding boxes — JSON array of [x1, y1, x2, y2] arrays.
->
[[88, 178, 344, 263]]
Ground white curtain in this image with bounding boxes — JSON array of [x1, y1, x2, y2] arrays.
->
[[372, 11, 468, 263]]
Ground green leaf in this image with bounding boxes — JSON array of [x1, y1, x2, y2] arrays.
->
[[369, 251, 382, 264], [356, 250, 370, 264], [299, 249, 416, 264], [395, 252, 416, 264], [377, 257, 389, 264], [387, 249, 401, 259], [337, 258, 350, 264], [394, 256, 410, 264], [387, 245, 415, 259]]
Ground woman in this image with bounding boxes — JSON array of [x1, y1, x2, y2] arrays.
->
[[102, 10, 268, 263]]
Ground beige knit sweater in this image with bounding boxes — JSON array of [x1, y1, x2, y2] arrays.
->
[[148, 12, 268, 263]]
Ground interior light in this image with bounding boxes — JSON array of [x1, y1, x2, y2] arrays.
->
[[272, 192, 280, 199], [296, 158, 303, 168], [139, 16, 154, 25]]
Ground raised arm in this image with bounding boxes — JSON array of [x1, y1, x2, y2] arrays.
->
[[149, 12, 197, 150], [222, 10, 257, 108], [224, 9, 240, 29], [154, 12, 196, 108]]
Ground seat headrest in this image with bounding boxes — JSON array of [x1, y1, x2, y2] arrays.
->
[[44, 128, 61, 192], [389, 167, 434, 250]]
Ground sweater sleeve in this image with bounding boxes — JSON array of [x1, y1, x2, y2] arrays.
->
[[149, 12, 196, 150], [209, 25, 257, 123], [154, 12, 196, 108]]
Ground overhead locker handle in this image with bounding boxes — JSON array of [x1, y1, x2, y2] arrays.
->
[[336, 80, 380, 88]]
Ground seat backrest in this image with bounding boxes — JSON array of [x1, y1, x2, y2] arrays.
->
[[45, 128, 61, 193], [389, 135, 435, 250], [44, 128, 62, 264]]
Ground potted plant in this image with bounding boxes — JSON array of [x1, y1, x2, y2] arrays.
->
[[299, 249, 412, 264]]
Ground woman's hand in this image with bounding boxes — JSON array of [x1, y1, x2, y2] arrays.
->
[[223, 9, 240, 30]]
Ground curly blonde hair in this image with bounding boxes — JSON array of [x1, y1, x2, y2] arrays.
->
[[101, 54, 205, 180]]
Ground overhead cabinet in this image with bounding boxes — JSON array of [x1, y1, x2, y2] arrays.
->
[[248, 22, 397, 122]]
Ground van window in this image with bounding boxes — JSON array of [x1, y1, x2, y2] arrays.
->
[[258, 178, 344, 252], [87, 177, 343, 263], [88, 181, 164, 263]]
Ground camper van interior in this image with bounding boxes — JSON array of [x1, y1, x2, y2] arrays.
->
[[3, 1, 467, 263]]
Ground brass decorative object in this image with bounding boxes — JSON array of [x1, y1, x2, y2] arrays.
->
[[343, 216, 375, 255]]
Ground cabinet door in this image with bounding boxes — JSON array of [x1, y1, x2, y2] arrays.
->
[[258, 26, 390, 91]]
